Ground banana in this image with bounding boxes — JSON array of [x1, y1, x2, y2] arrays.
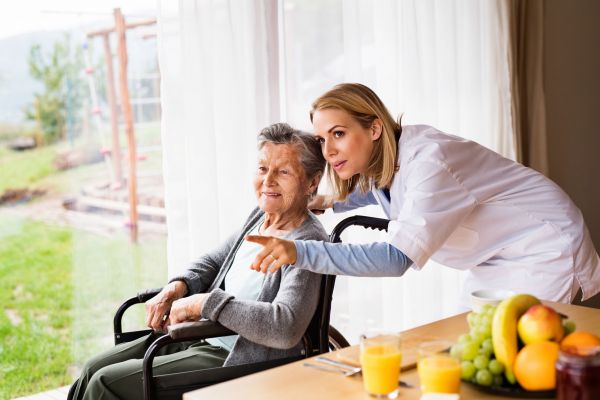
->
[[492, 294, 541, 384]]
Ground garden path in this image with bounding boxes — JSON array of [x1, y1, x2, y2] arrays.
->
[[14, 385, 69, 400]]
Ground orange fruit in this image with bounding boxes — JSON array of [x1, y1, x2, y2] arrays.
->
[[560, 331, 600, 355], [513, 341, 559, 391]]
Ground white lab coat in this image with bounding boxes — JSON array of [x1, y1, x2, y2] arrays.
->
[[354, 125, 600, 304]]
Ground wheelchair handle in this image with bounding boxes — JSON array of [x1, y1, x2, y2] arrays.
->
[[329, 215, 389, 243]]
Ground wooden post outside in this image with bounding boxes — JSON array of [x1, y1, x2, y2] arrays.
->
[[87, 18, 157, 37], [114, 8, 138, 241], [102, 33, 123, 187]]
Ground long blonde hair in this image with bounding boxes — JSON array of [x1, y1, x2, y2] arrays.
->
[[310, 83, 401, 201]]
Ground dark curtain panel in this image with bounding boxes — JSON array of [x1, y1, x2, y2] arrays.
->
[[507, 0, 548, 174]]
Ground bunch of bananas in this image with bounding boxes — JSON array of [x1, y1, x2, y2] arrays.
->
[[491, 294, 540, 384]]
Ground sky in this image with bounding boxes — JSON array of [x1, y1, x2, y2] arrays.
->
[[0, 0, 157, 40]]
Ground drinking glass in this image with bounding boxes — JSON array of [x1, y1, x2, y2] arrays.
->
[[360, 333, 402, 399], [417, 340, 461, 394]]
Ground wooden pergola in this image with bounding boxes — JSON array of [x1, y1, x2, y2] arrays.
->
[[86, 9, 156, 242]]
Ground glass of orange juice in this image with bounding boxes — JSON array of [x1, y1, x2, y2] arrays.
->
[[360, 333, 402, 399], [417, 340, 461, 394]]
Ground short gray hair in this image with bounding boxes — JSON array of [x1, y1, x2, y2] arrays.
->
[[257, 123, 325, 184]]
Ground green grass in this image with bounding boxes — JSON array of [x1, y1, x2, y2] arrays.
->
[[0, 121, 163, 196], [0, 122, 165, 398], [0, 215, 166, 399], [0, 145, 58, 193], [0, 216, 72, 399]]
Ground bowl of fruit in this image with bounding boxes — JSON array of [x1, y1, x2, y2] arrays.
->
[[451, 294, 580, 397]]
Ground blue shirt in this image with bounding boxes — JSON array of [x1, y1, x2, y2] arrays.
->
[[294, 227, 412, 277], [292, 188, 412, 276]]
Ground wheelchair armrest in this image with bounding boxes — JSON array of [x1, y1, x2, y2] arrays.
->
[[114, 288, 163, 339], [167, 320, 235, 341], [143, 321, 234, 399]]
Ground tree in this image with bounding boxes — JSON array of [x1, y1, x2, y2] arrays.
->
[[25, 35, 84, 144]]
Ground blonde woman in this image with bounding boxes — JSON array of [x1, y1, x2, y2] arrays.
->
[[248, 83, 600, 307]]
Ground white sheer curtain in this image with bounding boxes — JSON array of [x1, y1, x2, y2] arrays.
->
[[157, 0, 280, 275], [158, 0, 514, 343]]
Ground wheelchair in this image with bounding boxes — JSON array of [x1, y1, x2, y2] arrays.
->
[[68, 215, 389, 400]]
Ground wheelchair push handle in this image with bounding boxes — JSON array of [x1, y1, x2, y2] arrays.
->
[[329, 215, 389, 243]]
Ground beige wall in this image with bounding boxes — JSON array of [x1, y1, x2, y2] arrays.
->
[[544, 0, 600, 305]]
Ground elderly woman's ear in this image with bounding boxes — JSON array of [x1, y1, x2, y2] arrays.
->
[[307, 172, 322, 197]]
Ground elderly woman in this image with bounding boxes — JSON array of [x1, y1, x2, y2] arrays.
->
[[72, 123, 327, 399]]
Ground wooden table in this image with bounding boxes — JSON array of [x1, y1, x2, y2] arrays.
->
[[184, 302, 600, 399]]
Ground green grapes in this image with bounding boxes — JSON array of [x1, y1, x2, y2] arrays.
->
[[470, 331, 486, 345], [458, 334, 472, 343], [467, 312, 481, 328], [478, 347, 493, 358], [481, 324, 492, 337], [461, 360, 476, 380], [564, 320, 576, 335], [462, 342, 479, 361], [456, 306, 505, 387], [480, 315, 492, 328], [488, 359, 504, 375], [475, 369, 493, 386], [473, 354, 490, 370], [481, 338, 493, 352], [480, 304, 493, 314], [450, 343, 463, 359]]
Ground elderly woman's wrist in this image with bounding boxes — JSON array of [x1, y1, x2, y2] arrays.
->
[[167, 280, 188, 299]]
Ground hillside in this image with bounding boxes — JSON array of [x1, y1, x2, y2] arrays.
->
[[0, 31, 66, 124], [0, 26, 158, 126]]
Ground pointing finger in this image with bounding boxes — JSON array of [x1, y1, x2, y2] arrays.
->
[[245, 235, 271, 246]]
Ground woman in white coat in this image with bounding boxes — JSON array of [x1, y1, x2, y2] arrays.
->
[[247, 83, 600, 305]]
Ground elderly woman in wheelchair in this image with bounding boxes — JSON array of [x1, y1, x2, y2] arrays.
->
[[72, 123, 328, 400]]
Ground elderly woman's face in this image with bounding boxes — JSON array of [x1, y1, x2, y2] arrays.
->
[[254, 143, 309, 215]]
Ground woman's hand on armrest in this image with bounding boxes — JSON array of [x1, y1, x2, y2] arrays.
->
[[167, 293, 209, 326], [145, 281, 188, 331], [246, 235, 297, 273]]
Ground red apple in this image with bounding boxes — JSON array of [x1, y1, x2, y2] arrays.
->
[[517, 305, 565, 345]]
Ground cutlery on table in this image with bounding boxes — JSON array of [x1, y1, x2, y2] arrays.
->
[[307, 357, 414, 388], [316, 356, 360, 370], [303, 362, 362, 377]]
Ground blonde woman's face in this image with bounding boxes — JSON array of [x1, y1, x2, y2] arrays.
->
[[312, 108, 381, 180]]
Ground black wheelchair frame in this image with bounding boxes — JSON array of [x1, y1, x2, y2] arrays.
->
[[68, 215, 389, 400]]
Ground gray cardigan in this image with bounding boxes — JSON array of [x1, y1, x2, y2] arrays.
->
[[170, 207, 328, 366]]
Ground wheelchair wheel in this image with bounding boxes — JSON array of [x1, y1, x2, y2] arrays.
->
[[66, 379, 78, 400], [328, 325, 350, 351]]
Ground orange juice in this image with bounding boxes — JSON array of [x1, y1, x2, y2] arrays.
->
[[360, 344, 402, 397], [417, 355, 461, 394]]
